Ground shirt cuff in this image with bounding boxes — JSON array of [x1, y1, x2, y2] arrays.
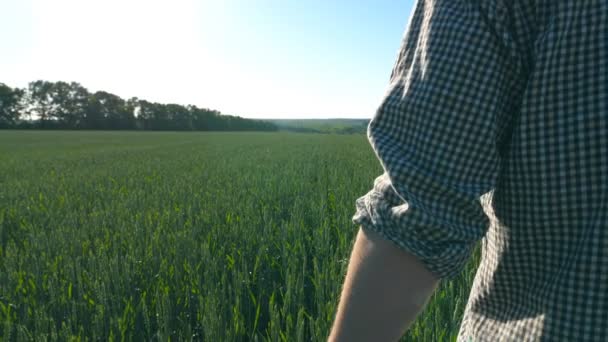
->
[[352, 174, 480, 280]]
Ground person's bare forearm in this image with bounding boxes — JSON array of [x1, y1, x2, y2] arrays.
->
[[328, 227, 440, 342]]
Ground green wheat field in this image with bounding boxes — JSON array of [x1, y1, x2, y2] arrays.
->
[[0, 131, 480, 341]]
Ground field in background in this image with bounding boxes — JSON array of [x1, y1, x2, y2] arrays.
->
[[0, 131, 479, 341], [269, 119, 369, 134]]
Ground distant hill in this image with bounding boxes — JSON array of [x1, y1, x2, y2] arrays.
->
[[267, 118, 369, 134]]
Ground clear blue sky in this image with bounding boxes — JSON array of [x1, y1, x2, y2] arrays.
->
[[0, 0, 415, 119]]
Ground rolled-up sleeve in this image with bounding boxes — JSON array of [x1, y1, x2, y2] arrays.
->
[[353, 0, 521, 280]]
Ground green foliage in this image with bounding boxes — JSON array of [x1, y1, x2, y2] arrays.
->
[[48, 81, 90, 128], [25, 80, 56, 124], [0, 83, 24, 128], [0, 131, 479, 341], [86, 91, 136, 130], [1, 80, 278, 132]]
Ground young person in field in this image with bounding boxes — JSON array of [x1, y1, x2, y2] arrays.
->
[[329, 1, 608, 341]]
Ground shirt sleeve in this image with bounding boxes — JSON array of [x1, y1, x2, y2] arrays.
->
[[353, 0, 521, 280]]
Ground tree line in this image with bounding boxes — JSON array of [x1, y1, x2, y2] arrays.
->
[[0, 81, 277, 131]]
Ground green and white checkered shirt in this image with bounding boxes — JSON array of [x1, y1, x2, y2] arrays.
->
[[353, 1, 607, 340]]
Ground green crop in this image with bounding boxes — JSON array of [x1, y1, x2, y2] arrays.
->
[[0, 131, 479, 341]]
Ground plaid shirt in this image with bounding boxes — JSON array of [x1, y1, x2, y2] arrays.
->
[[353, 1, 607, 341]]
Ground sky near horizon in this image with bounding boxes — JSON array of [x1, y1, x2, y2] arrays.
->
[[1, 0, 415, 119]]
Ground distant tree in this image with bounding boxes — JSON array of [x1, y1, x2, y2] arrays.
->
[[10, 79, 279, 131], [24, 81, 90, 128], [127, 97, 141, 129], [50, 81, 90, 128], [0, 83, 24, 128], [165, 103, 192, 130], [189, 105, 206, 130], [85, 93, 106, 129], [134, 99, 152, 130], [135, 100, 168, 130], [206, 110, 224, 130], [26, 80, 56, 127], [87, 91, 135, 129]]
